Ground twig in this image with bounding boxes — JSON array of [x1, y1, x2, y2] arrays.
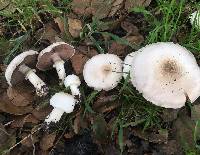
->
[[3, 124, 43, 154]]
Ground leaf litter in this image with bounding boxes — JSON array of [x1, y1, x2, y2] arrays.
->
[[0, 0, 200, 154]]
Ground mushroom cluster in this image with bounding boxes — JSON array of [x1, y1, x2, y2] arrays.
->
[[5, 42, 123, 125], [123, 42, 200, 109], [6, 40, 198, 125], [5, 42, 80, 125]]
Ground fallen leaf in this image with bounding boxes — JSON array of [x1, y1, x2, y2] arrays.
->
[[156, 140, 184, 155], [71, 46, 97, 74], [132, 128, 168, 144], [68, 17, 83, 38], [40, 133, 57, 151], [124, 34, 144, 45], [71, 0, 123, 19], [0, 92, 33, 115], [32, 105, 53, 121], [125, 0, 151, 11], [71, 52, 89, 74], [21, 132, 38, 148], [0, 124, 16, 154], [121, 21, 140, 35], [7, 85, 34, 107], [108, 42, 127, 56], [54, 17, 65, 34], [73, 113, 89, 134], [71, 0, 92, 17], [34, 23, 59, 44], [108, 0, 124, 17], [191, 104, 200, 122], [173, 113, 196, 150], [10, 114, 39, 128], [161, 108, 178, 122], [91, 115, 109, 143]]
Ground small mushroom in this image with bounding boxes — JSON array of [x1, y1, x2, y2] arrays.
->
[[83, 54, 122, 91], [37, 42, 75, 83], [190, 11, 200, 29], [64, 74, 81, 98], [123, 51, 138, 79], [5, 50, 48, 96], [130, 42, 200, 109], [45, 92, 76, 124]]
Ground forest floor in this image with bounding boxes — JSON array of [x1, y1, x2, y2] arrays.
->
[[0, 0, 200, 155]]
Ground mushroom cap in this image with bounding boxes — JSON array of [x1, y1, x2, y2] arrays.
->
[[50, 92, 76, 113], [190, 11, 200, 28], [64, 74, 81, 88], [36, 42, 75, 71], [123, 51, 138, 79], [83, 54, 122, 91], [5, 50, 38, 86], [130, 42, 200, 109]]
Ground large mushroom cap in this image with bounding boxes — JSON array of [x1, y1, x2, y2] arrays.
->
[[130, 42, 200, 109], [5, 50, 38, 86], [36, 42, 75, 71], [50, 92, 76, 113], [123, 51, 138, 79], [83, 54, 122, 91]]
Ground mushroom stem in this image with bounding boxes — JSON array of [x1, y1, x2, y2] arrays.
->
[[45, 108, 64, 124], [70, 85, 80, 97], [53, 60, 66, 82], [18, 64, 48, 96]]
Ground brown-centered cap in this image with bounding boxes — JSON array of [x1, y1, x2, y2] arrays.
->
[[5, 50, 38, 86], [36, 42, 75, 71]]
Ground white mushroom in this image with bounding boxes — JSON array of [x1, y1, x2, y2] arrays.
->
[[83, 54, 123, 91], [190, 11, 200, 29], [5, 50, 48, 96], [130, 42, 200, 109], [123, 51, 138, 79], [64, 74, 81, 97], [45, 92, 76, 124], [37, 42, 75, 83]]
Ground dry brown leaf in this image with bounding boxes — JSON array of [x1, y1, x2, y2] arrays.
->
[[191, 104, 200, 122], [132, 128, 168, 144], [11, 114, 39, 128], [71, 0, 123, 19], [71, 46, 97, 74], [54, 17, 65, 34], [7, 85, 34, 107], [173, 114, 196, 149], [121, 21, 140, 35], [0, 124, 16, 153], [0, 124, 10, 147], [71, 52, 89, 75], [0, 92, 33, 115], [71, 0, 92, 16], [108, 42, 127, 56], [32, 105, 53, 121], [161, 109, 178, 122], [124, 35, 144, 45], [34, 23, 59, 44], [157, 140, 183, 155], [68, 17, 83, 38], [125, 0, 151, 10], [40, 133, 57, 151], [109, 0, 124, 17]]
